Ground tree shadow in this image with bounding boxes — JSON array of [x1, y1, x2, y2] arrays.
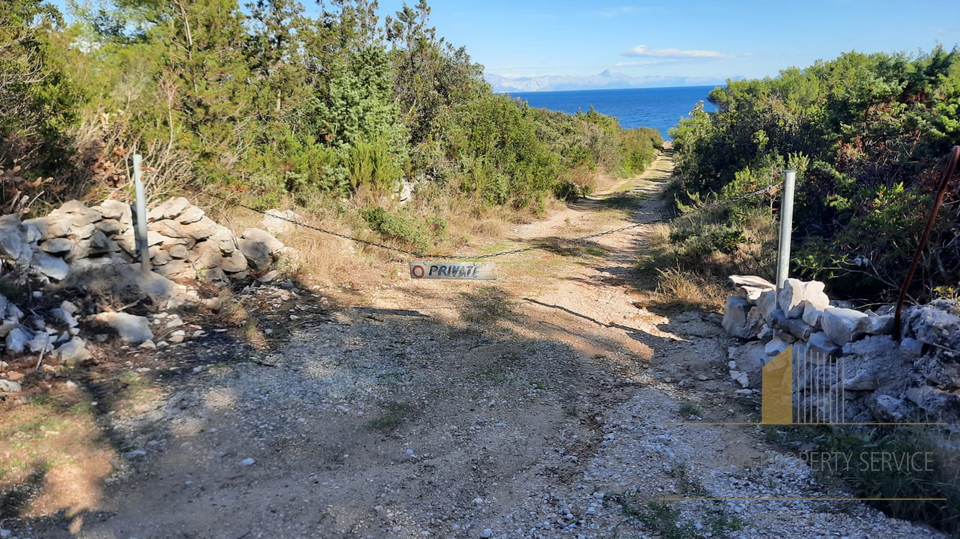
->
[[0, 465, 46, 522]]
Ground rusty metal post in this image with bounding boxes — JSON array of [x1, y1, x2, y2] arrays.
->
[[894, 145, 960, 340]]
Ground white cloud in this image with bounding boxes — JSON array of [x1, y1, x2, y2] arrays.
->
[[623, 45, 728, 59]]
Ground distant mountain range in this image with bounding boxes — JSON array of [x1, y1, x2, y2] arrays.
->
[[485, 70, 727, 93]]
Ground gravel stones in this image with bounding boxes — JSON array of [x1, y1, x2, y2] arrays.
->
[[720, 278, 960, 427]]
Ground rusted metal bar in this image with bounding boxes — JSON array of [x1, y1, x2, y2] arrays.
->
[[894, 145, 960, 340]]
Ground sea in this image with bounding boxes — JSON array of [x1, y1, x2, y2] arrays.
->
[[506, 86, 719, 141]]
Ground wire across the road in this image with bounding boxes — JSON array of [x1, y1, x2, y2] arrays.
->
[[207, 181, 781, 261]]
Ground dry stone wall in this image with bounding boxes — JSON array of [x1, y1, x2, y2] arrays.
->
[[0, 197, 288, 285], [0, 197, 292, 385], [723, 276, 960, 428]]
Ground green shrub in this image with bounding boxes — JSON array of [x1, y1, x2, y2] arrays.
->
[[361, 206, 445, 253], [667, 47, 960, 302], [348, 136, 404, 194]]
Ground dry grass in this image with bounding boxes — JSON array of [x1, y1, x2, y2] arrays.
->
[[194, 171, 598, 289], [218, 289, 250, 327], [590, 172, 629, 194], [654, 267, 725, 311], [640, 205, 778, 312], [647, 223, 672, 250]]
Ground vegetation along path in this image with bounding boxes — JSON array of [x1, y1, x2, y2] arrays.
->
[[12, 150, 944, 539]]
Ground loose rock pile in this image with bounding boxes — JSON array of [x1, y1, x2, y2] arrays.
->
[[723, 276, 960, 427], [0, 197, 292, 389]]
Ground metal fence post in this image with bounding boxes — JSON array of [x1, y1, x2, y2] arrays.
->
[[776, 170, 797, 292], [133, 154, 150, 274]]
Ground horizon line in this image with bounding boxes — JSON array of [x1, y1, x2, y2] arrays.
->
[[494, 83, 725, 94]]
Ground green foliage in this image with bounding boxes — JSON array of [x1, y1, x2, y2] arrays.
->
[[438, 94, 561, 208], [385, 0, 485, 151], [679, 403, 701, 417], [0, 0, 661, 237], [347, 136, 404, 194], [361, 206, 445, 252], [0, 0, 85, 203], [669, 47, 960, 302], [576, 107, 663, 177]]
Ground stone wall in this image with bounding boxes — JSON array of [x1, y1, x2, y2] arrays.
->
[[0, 197, 291, 386], [0, 197, 288, 285], [723, 276, 960, 428]]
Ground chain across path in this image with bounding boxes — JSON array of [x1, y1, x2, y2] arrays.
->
[[209, 181, 782, 261]]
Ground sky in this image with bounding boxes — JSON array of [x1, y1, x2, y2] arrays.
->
[[50, 0, 958, 86], [362, 0, 957, 83]]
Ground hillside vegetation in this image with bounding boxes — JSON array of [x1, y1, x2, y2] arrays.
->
[[661, 47, 960, 304], [1, 0, 661, 254]]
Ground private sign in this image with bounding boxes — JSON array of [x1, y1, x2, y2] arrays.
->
[[409, 261, 495, 280]]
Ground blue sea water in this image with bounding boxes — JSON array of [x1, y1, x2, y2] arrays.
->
[[506, 86, 719, 141]]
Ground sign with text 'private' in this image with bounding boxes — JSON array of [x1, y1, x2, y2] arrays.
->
[[409, 261, 495, 280]]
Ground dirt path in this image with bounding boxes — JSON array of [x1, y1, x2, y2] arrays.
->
[[10, 151, 943, 539]]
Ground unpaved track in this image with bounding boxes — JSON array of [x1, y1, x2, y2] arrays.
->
[[24, 151, 942, 538]]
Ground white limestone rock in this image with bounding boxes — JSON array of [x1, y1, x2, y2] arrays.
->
[[729, 275, 775, 303], [822, 307, 868, 346], [843, 369, 879, 391], [777, 278, 808, 319], [864, 314, 894, 335], [801, 302, 824, 328], [757, 289, 778, 322], [764, 336, 790, 357], [5, 327, 32, 354], [807, 331, 841, 357], [261, 209, 299, 236], [93, 312, 153, 344], [722, 296, 761, 339], [31, 252, 70, 281], [56, 337, 93, 364], [241, 228, 284, 254]]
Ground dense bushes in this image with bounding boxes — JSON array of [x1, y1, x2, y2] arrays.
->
[[0, 0, 85, 212], [361, 206, 446, 252], [0, 0, 661, 232], [667, 47, 960, 302]]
